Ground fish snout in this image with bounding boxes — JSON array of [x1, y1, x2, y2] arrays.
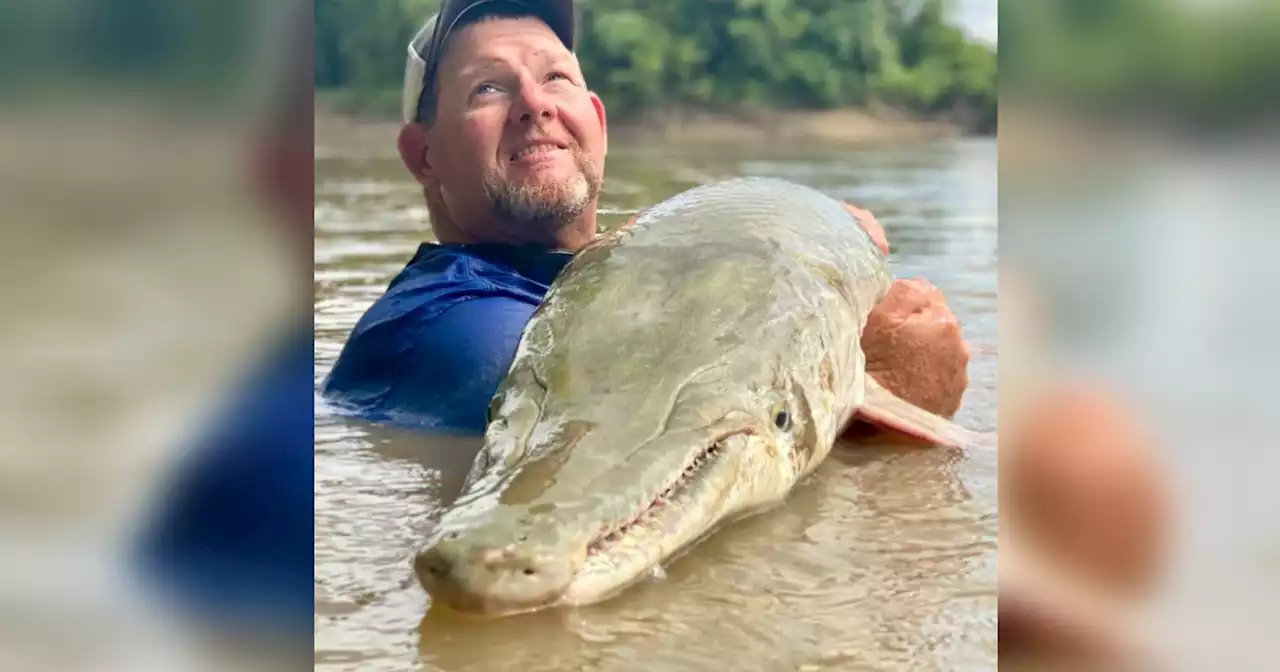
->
[[414, 537, 577, 616]]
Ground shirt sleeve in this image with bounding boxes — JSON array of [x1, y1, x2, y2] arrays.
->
[[386, 297, 537, 432]]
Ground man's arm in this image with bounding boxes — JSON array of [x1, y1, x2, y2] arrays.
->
[[392, 298, 537, 433], [840, 202, 971, 421], [861, 277, 971, 419]]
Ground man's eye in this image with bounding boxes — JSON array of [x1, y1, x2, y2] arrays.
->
[[547, 72, 571, 83], [474, 83, 499, 95]]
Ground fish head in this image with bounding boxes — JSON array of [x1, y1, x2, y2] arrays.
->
[[414, 310, 862, 617]]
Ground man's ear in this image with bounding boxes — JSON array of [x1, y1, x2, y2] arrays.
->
[[589, 91, 608, 156], [397, 123, 436, 187]]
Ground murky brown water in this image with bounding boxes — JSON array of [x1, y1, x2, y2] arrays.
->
[[314, 120, 998, 672]]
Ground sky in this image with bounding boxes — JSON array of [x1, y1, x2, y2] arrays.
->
[[952, 0, 998, 45]]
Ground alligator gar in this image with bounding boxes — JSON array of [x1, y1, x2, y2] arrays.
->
[[414, 176, 990, 617]]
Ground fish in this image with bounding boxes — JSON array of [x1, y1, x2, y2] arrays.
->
[[414, 176, 992, 617]]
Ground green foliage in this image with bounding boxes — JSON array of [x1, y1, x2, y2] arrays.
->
[[1000, 0, 1280, 128], [314, 0, 996, 131]]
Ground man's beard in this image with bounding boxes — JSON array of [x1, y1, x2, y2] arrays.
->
[[482, 148, 602, 241]]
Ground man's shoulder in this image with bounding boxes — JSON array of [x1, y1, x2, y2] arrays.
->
[[326, 242, 557, 377], [377, 242, 568, 314]]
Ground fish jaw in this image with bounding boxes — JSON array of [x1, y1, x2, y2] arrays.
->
[[559, 428, 801, 606], [414, 506, 586, 617], [413, 414, 811, 616]]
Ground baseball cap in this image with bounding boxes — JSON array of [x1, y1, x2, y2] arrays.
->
[[403, 0, 576, 125]]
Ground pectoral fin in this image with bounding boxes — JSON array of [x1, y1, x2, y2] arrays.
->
[[851, 375, 995, 450]]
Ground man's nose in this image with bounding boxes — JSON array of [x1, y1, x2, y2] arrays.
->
[[509, 79, 555, 124]]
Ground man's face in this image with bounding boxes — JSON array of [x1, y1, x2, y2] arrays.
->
[[425, 16, 606, 240]]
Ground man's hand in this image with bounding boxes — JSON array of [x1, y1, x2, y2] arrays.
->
[[842, 202, 890, 255], [862, 279, 971, 420]]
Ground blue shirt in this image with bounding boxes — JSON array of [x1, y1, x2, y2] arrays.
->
[[320, 242, 573, 433], [133, 323, 315, 640]]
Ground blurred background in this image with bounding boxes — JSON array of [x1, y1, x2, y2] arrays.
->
[[999, 0, 1280, 668], [0, 0, 313, 670]]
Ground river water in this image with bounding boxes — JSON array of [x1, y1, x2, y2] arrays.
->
[[314, 121, 998, 672]]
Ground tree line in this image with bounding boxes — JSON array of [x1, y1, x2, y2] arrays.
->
[[316, 0, 997, 133], [1000, 0, 1280, 130]]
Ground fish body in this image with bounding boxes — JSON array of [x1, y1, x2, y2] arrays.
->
[[415, 177, 985, 616]]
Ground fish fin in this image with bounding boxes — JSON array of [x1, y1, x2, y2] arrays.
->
[[852, 375, 995, 450]]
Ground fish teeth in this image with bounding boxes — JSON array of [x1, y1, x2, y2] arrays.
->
[[588, 441, 723, 555]]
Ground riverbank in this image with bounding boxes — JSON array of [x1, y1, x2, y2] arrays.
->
[[604, 105, 976, 147], [316, 90, 986, 150]]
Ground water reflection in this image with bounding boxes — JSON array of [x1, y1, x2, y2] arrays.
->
[[315, 131, 997, 672]]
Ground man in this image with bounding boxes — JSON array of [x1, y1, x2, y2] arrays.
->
[[322, 0, 971, 432]]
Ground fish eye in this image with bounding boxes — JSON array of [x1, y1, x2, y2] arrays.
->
[[773, 408, 792, 431]]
